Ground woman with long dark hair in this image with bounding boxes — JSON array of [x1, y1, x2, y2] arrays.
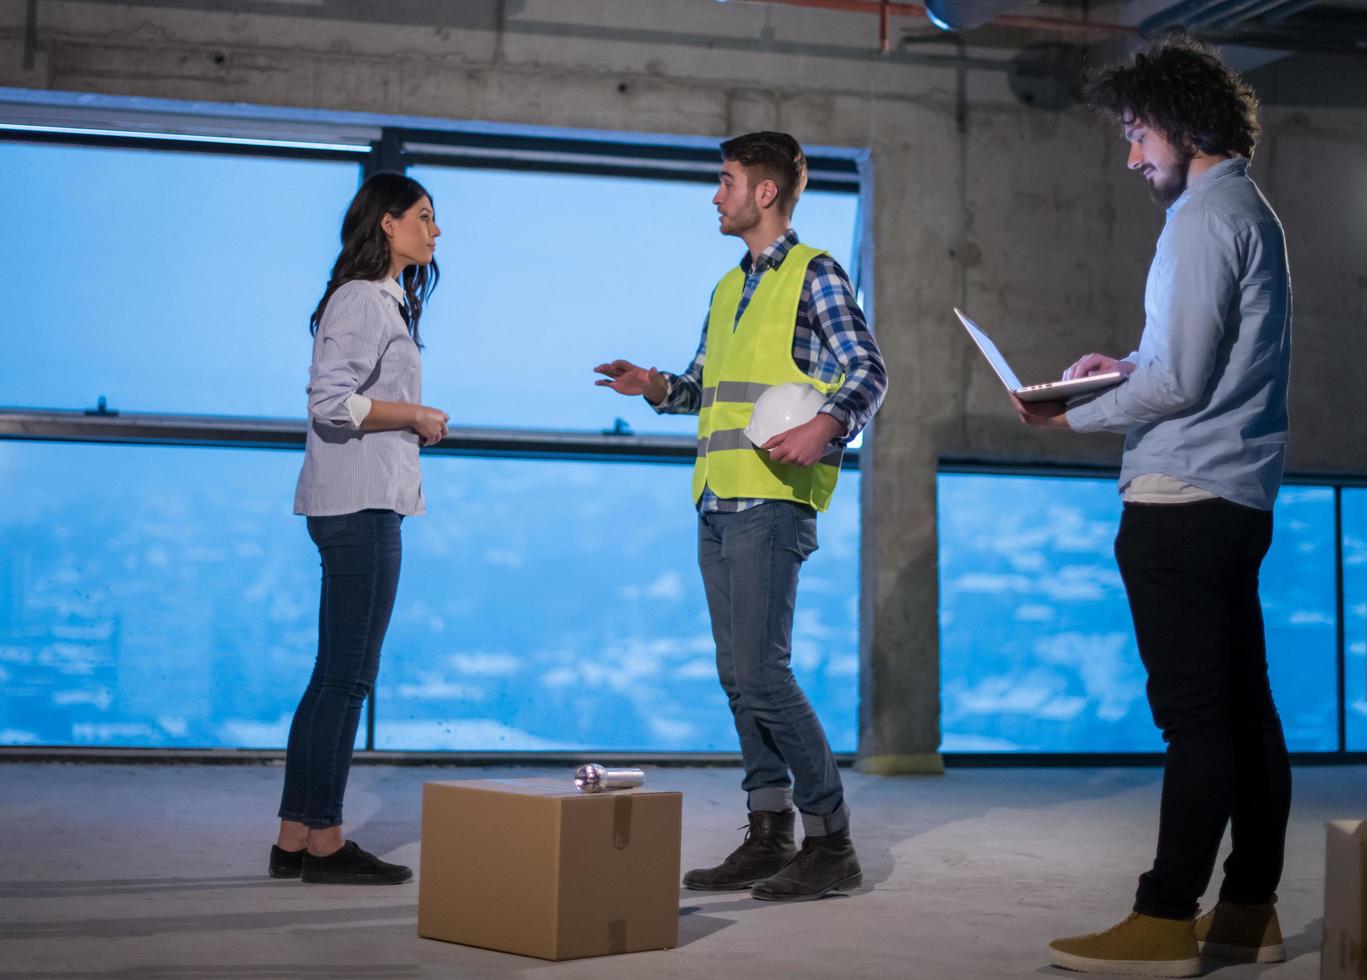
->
[[270, 172, 448, 885]]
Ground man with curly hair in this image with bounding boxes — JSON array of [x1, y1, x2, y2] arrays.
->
[[1015, 37, 1293, 976]]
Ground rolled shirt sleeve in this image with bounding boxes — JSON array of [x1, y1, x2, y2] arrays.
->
[[806, 257, 887, 444], [652, 315, 709, 416], [306, 286, 389, 429], [345, 393, 372, 427]]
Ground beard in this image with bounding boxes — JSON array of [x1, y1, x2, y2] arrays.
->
[[1144, 150, 1194, 207], [719, 196, 762, 237]]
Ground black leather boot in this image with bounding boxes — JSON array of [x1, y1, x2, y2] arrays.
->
[[683, 810, 797, 891], [750, 828, 862, 902]]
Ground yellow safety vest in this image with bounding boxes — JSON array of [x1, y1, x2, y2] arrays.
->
[[692, 243, 845, 511]]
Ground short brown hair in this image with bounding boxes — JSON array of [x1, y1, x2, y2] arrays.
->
[[720, 131, 808, 216]]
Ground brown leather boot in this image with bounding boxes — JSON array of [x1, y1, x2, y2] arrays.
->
[[1048, 912, 1200, 976]]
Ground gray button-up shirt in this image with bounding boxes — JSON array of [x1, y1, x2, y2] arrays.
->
[[1066, 157, 1292, 511], [293, 277, 425, 517]]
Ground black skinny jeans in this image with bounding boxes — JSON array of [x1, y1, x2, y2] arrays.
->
[[278, 509, 402, 829], [1116, 498, 1292, 920]]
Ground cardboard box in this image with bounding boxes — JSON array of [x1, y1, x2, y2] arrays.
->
[[418, 778, 682, 961], [1323, 819, 1367, 980]]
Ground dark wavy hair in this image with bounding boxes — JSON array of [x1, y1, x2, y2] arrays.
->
[[309, 172, 439, 347], [720, 131, 808, 216], [1084, 35, 1261, 158]]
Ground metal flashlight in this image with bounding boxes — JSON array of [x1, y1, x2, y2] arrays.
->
[[574, 763, 646, 793]]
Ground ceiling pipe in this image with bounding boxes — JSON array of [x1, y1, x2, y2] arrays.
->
[[1140, 0, 1227, 36], [1139, 0, 1323, 34], [1262, 0, 1322, 21], [1208, 0, 1330, 29], [1187, 0, 1282, 29], [1209, 0, 1303, 28], [719, 0, 1134, 38]]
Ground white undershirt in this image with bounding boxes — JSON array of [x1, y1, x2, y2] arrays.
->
[[1122, 473, 1219, 504]]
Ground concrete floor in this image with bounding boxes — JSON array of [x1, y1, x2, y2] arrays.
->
[[1, 762, 1361, 979]]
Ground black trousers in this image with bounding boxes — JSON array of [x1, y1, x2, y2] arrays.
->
[[1115, 498, 1292, 920]]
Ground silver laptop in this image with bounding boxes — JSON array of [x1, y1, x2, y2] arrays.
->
[[954, 307, 1125, 403]]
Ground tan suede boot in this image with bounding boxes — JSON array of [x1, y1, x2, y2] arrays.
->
[[1194, 902, 1286, 963], [1049, 912, 1201, 976]]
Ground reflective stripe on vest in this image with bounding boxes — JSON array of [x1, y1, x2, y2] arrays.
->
[[698, 428, 844, 468], [692, 243, 844, 512]]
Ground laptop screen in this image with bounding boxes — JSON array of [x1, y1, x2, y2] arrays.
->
[[955, 308, 1024, 392]]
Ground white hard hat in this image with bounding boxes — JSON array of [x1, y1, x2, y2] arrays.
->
[[744, 382, 828, 447]]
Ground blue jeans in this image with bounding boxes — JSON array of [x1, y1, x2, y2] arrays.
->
[[698, 501, 848, 836], [278, 509, 403, 829]]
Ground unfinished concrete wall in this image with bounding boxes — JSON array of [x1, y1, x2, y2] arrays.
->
[[3, 0, 1365, 767]]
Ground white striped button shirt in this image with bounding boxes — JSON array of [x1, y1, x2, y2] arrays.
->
[[293, 277, 426, 517]]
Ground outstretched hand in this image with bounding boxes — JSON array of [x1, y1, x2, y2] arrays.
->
[[594, 360, 668, 404]]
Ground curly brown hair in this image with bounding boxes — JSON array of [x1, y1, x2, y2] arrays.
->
[[1085, 35, 1261, 158]]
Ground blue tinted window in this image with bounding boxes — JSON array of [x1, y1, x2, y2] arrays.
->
[[378, 456, 860, 752], [937, 474, 1339, 753], [0, 142, 359, 416], [407, 165, 860, 435], [1262, 486, 1338, 751], [1345, 489, 1367, 750], [0, 441, 316, 747], [937, 474, 1153, 752], [0, 441, 860, 751]]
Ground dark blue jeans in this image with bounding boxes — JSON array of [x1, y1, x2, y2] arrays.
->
[[279, 509, 403, 829], [698, 501, 848, 837], [1117, 499, 1291, 920]]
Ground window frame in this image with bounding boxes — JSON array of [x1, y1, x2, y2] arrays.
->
[[0, 118, 864, 470], [938, 458, 1367, 766], [0, 111, 866, 757]]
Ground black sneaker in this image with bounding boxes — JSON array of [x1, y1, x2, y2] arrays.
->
[[268, 844, 305, 879], [683, 810, 797, 891], [750, 829, 862, 902], [300, 841, 412, 885]]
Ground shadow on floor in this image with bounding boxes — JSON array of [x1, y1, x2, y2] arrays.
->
[[0, 875, 311, 900], [1203, 915, 1322, 976], [0, 902, 418, 941], [0, 968, 421, 980], [674, 909, 737, 948]]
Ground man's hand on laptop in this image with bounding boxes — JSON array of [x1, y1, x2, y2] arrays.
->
[[1011, 393, 1071, 429], [1062, 353, 1136, 381]]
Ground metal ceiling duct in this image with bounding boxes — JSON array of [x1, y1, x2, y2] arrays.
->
[[1139, 0, 1323, 35], [923, 0, 1031, 31]]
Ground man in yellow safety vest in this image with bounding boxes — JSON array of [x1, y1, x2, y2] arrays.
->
[[595, 131, 887, 902]]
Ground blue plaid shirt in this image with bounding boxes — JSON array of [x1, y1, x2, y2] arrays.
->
[[654, 229, 887, 513]]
